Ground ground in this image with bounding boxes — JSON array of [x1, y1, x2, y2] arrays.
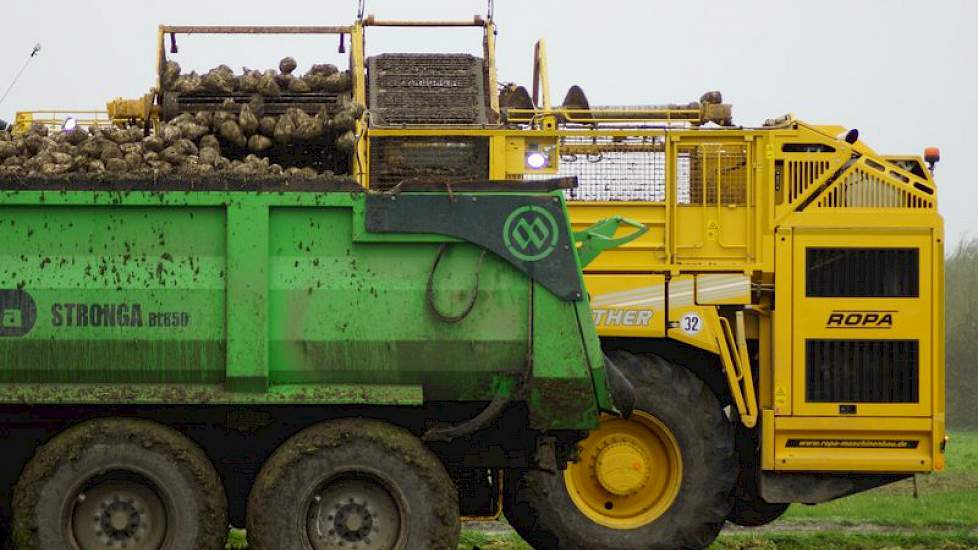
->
[[454, 431, 978, 549]]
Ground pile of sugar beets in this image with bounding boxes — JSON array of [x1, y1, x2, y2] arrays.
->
[[0, 58, 362, 178]]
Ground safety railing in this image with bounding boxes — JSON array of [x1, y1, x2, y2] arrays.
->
[[13, 110, 114, 134]]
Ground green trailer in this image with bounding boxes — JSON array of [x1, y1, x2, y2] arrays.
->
[[0, 175, 631, 550]]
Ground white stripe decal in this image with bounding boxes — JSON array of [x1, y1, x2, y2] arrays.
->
[[590, 285, 664, 305], [591, 276, 749, 307]]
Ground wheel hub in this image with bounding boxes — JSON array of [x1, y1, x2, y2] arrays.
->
[[307, 477, 402, 550], [564, 412, 684, 529], [71, 480, 167, 550], [334, 500, 374, 542], [99, 497, 144, 541], [594, 438, 651, 496]]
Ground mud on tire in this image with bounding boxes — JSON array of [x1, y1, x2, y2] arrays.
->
[[728, 497, 789, 527], [247, 418, 460, 550], [504, 351, 737, 550], [11, 417, 228, 550]]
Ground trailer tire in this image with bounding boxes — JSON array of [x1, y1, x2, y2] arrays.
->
[[504, 351, 736, 550], [10, 417, 228, 550], [0, 505, 9, 550], [247, 418, 460, 550]]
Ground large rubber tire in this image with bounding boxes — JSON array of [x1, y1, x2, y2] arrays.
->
[[10, 417, 228, 550], [247, 418, 460, 550], [504, 351, 736, 550], [0, 504, 9, 550], [728, 498, 789, 527]]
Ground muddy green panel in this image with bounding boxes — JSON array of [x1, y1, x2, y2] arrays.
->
[[0, 205, 226, 383], [0, 190, 606, 422], [267, 207, 529, 401], [520, 191, 611, 428], [558, 192, 615, 414], [528, 282, 601, 430]]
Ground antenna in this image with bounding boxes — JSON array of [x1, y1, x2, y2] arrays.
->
[[0, 43, 42, 108], [488, 0, 495, 21], [357, 0, 366, 20]]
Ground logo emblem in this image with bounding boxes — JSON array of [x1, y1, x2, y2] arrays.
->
[[0, 289, 37, 337], [503, 206, 560, 262], [826, 310, 894, 329]]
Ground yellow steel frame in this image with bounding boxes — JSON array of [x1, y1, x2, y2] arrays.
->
[[57, 15, 942, 478], [360, 117, 944, 474]]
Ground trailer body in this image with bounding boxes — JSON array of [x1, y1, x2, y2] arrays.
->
[[0, 182, 608, 430]]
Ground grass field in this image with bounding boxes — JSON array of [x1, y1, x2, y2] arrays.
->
[[774, 430, 977, 529], [454, 430, 978, 549]]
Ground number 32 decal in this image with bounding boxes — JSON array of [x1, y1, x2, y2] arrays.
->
[[679, 312, 703, 336]]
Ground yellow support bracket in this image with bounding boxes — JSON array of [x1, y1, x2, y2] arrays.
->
[[669, 304, 759, 429], [714, 310, 759, 428]]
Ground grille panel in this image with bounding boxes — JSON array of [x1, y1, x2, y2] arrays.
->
[[806, 339, 919, 403], [368, 54, 488, 126], [806, 248, 919, 298], [786, 159, 832, 203], [369, 136, 489, 188], [163, 92, 344, 120]]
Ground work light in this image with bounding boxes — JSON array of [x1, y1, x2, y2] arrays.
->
[[525, 151, 548, 170]]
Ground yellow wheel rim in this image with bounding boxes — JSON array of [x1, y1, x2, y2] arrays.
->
[[564, 411, 682, 529]]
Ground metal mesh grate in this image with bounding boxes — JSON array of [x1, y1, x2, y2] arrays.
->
[[368, 54, 488, 126], [369, 136, 489, 188], [806, 339, 919, 403], [529, 136, 666, 202], [677, 144, 749, 206]]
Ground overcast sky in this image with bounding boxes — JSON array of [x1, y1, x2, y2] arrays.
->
[[1, 1, 975, 244]]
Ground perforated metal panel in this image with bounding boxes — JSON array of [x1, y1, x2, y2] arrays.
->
[[368, 54, 488, 126]]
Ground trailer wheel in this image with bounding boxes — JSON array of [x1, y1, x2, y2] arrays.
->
[[11, 418, 228, 550], [504, 351, 736, 550], [0, 504, 8, 550], [247, 418, 459, 550]]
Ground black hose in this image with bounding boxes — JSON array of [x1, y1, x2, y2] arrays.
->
[[423, 393, 509, 442], [426, 243, 486, 324]]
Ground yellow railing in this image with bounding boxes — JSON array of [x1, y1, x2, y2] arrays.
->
[[14, 110, 114, 134]]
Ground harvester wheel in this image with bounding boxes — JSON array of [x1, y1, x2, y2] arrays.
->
[[728, 497, 789, 527], [504, 351, 736, 550], [246, 418, 460, 550], [10, 417, 228, 550]]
